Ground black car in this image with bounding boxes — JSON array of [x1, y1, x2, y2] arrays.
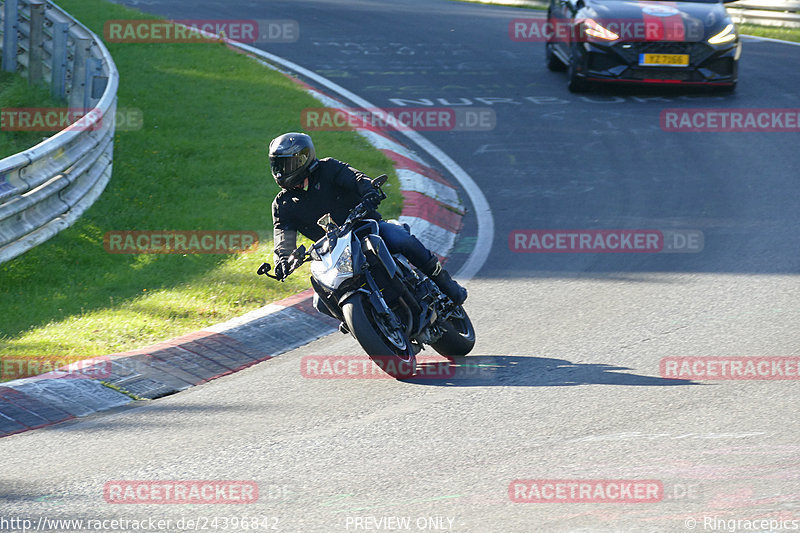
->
[[545, 0, 741, 91]]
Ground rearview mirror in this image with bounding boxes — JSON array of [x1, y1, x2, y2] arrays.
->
[[373, 174, 388, 188]]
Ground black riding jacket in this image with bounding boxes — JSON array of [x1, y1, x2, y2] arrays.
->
[[272, 158, 380, 262]]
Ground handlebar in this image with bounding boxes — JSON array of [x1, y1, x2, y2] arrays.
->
[[257, 245, 309, 281]]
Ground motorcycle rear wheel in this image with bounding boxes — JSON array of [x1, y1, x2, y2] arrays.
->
[[341, 293, 417, 379], [430, 305, 476, 358]]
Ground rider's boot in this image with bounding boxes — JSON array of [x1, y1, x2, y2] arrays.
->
[[420, 257, 467, 306]]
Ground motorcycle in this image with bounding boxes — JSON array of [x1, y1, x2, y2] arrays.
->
[[257, 175, 475, 378]]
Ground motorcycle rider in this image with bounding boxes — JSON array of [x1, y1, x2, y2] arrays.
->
[[267, 132, 467, 310]]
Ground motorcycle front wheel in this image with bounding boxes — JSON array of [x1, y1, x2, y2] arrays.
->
[[341, 293, 417, 379]]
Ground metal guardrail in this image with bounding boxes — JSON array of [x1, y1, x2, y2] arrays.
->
[[727, 0, 800, 28], [0, 0, 118, 264]]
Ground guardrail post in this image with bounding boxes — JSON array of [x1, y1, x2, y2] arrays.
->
[[85, 57, 105, 109], [28, 0, 45, 84], [2, 0, 19, 72], [50, 20, 68, 99], [68, 36, 90, 109]]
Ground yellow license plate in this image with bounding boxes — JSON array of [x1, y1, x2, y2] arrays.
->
[[638, 53, 689, 67]]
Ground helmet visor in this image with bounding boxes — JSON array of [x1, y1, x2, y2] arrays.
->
[[270, 154, 305, 179]]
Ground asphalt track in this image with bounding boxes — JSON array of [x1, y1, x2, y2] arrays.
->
[[1, 1, 799, 532]]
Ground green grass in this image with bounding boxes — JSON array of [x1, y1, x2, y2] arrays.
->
[[0, 0, 402, 369], [0, 72, 67, 158], [739, 23, 800, 43]]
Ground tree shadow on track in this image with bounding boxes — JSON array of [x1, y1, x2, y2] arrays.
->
[[406, 355, 698, 387]]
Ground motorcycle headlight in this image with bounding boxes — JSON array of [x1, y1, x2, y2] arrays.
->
[[335, 245, 353, 274], [708, 24, 736, 44], [311, 244, 353, 290]]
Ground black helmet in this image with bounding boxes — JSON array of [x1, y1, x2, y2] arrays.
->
[[268, 132, 318, 189]]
